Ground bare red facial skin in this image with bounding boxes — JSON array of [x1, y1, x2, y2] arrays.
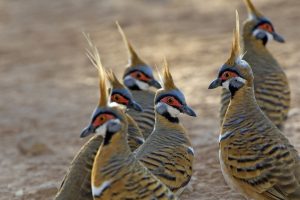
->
[[220, 71, 238, 81], [160, 96, 182, 108], [258, 23, 273, 33], [93, 114, 115, 127], [111, 94, 129, 105], [130, 71, 151, 82]]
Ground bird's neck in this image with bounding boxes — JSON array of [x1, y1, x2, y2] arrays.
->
[[155, 112, 185, 134], [223, 86, 259, 131], [242, 34, 272, 58], [92, 128, 131, 186]]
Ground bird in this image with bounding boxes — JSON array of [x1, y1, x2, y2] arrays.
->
[[135, 59, 196, 196], [116, 22, 161, 139], [55, 35, 146, 200], [80, 52, 177, 200], [220, 0, 290, 130], [209, 11, 300, 200]]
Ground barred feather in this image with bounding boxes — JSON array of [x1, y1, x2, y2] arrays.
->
[[127, 90, 156, 139], [220, 87, 300, 200], [136, 114, 194, 194]]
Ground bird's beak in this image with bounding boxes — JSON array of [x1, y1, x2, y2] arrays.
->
[[208, 78, 222, 89], [128, 100, 143, 112], [181, 105, 197, 117], [272, 32, 285, 43], [149, 79, 162, 89], [80, 125, 95, 138]]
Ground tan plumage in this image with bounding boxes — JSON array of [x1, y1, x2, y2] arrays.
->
[[209, 11, 300, 200], [91, 106, 177, 200], [220, 0, 290, 130], [117, 22, 160, 139], [135, 61, 195, 195], [55, 35, 145, 200], [55, 135, 102, 200]]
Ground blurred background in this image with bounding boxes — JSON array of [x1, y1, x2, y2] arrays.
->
[[0, 0, 299, 199]]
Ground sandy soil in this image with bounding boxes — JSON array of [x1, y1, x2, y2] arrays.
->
[[0, 0, 299, 199]]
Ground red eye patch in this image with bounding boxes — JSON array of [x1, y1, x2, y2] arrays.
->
[[130, 71, 151, 82], [220, 71, 238, 81], [161, 96, 182, 108], [111, 94, 129, 105], [93, 114, 115, 128], [258, 23, 273, 33]]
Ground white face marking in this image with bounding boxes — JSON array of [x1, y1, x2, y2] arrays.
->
[[156, 102, 180, 117], [95, 119, 121, 136], [222, 77, 246, 90], [252, 29, 273, 41], [222, 80, 230, 90], [124, 75, 150, 91], [166, 104, 181, 117], [95, 122, 108, 136], [92, 180, 111, 197], [109, 102, 127, 110]]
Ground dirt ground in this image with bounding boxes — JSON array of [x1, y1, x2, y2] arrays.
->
[[0, 0, 299, 199]]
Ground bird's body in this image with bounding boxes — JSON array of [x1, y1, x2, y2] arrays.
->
[[219, 86, 300, 200], [220, 0, 290, 130], [55, 135, 102, 200], [209, 11, 300, 200], [127, 90, 156, 138]]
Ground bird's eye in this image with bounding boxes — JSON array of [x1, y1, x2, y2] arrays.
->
[[136, 72, 141, 78], [93, 114, 115, 127], [112, 94, 120, 101], [221, 71, 238, 81], [167, 97, 174, 104], [259, 23, 273, 32]]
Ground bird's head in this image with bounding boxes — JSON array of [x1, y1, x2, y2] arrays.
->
[[106, 70, 143, 112], [155, 60, 197, 122], [209, 11, 254, 96], [243, 0, 285, 46], [116, 22, 161, 91]]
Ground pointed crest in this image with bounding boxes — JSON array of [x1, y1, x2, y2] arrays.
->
[[244, 0, 263, 18], [226, 11, 241, 66], [162, 58, 176, 90], [106, 69, 125, 89], [116, 21, 146, 67], [83, 32, 108, 107]]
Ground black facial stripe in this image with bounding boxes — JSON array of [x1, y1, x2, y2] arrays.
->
[[229, 84, 239, 98], [103, 130, 117, 145], [155, 94, 184, 106], [161, 111, 179, 123]]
